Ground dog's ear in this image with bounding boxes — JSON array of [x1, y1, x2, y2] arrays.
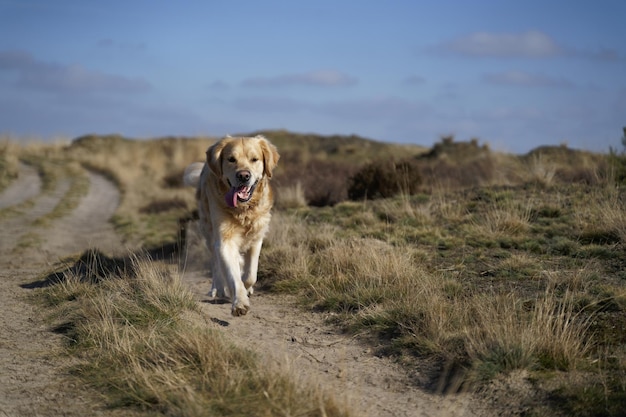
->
[[257, 135, 280, 179], [206, 139, 229, 177]]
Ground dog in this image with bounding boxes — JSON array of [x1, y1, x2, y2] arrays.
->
[[184, 135, 279, 316]]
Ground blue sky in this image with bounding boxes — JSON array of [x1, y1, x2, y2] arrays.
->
[[1, 0, 625, 153]]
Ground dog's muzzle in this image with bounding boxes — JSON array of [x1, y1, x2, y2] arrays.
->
[[226, 179, 258, 208]]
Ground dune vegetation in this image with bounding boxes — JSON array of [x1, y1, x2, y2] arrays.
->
[[2, 130, 626, 416]]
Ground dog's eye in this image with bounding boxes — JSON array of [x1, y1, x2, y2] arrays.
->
[[251, 157, 259, 162], [227, 157, 236, 163]]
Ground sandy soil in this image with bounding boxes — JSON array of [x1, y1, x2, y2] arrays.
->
[[0, 163, 502, 417]]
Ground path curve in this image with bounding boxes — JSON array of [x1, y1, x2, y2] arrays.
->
[[43, 171, 124, 257], [0, 162, 41, 209]]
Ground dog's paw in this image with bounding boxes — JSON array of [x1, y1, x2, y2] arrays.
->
[[209, 288, 227, 298], [209, 286, 229, 299], [231, 298, 250, 317], [247, 286, 254, 295], [232, 305, 249, 316]]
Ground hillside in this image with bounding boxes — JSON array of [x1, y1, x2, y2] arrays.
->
[[0, 131, 625, 416]]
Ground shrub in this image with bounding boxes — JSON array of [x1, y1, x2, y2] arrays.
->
[[303, 159, 353, 206], [348, 160, 422, 200], [162, 169, 186, 188], [275, 154, 355, 207]]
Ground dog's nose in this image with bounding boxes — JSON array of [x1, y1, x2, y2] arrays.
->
[[237, 170, 251, 183]]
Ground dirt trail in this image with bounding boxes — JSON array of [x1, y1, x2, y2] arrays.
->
[[0, 164, 496, 417], [0, 166, 129, 417], [186, 274, 483, 416], [182, 227, 493, 417], [43, 172, 124, 256], [0, 162, 41, 209]]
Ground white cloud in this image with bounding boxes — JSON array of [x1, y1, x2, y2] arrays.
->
[[0, 49, 151, 94], [484, 70, 574, 88], [436, 30, 562, 58], [241, 70, 357, 88]]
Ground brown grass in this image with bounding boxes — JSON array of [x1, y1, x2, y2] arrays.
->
[[262, 229, 592, 376], [465, 288, 591, 380], [43, 254, 349, 417], [469, 198, 534, 238], [0, 137, 20, 192]]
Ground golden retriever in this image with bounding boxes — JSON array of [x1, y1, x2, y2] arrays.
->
[[184, 135, 279, 316]]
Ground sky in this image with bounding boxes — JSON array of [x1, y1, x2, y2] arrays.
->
[[0, 0, 625, 153]]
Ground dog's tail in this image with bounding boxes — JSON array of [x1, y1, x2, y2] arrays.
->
[[183, 162, 205, 188]]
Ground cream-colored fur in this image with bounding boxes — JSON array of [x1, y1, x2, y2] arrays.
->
[[184, 135, 279, 316]]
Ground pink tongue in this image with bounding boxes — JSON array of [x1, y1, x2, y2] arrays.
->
[[225, 187, 238, 208]]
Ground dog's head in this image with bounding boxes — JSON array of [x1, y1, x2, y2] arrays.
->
[[207, 135, 279, 208]]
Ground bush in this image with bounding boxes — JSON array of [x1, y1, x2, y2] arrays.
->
[[162, 169, 186, 188], [348, 160, 421, 200], [275, 152, 356, 206]]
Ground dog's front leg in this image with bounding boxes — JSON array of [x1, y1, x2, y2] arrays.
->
[[242, 239, 263, 295], [209, 256, 228, 298], [216, 240, 250, 316]]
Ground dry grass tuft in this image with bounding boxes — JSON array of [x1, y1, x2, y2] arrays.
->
[[465, 288, 592, 381], [524, 153, 557, 187], [576, 186, 626, 244], [471, 198, 534, 238]]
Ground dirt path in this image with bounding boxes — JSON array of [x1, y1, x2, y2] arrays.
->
[[187, 275, 484, 416], [0, 164, 496, 417], [0, 166, 129, 417], [182, 227, 494, 417], [0, 162, 41, 210]]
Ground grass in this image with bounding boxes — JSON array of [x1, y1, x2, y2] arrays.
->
[[0, 138, 20, 192], [260, 214, 596, 373], [42, 253, 349, 417], [4, 131, 626, 416], [466, 288, 592, 376], [259, 174, 625, 414]]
